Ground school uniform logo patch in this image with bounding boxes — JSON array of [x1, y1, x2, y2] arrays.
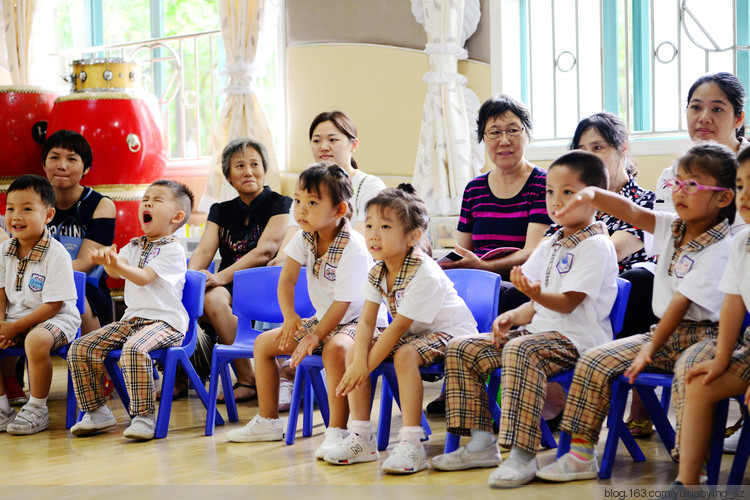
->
[[146, 247, 161, 263], [323, 263, 337, 281], [395, 290, 405, 307], [28, 273, 45, 292], [674, 254, 694, 278], [556, 253, 574, 274]]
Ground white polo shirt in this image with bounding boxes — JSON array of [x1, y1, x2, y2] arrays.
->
[[0, 235, 81, 342], [718, 227, 750, 312], [363, 256, 477, 338], [521, 223, 619, 354], [650, 211, 730, 322], [119, 237, 188, 333]]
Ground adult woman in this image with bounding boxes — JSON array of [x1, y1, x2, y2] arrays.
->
[[270, 110, 387, 265], [187, 138, 291, 402]]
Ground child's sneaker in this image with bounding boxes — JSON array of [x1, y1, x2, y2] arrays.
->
[[226, 415, 285, 443], [0, 407, 17, 431], [535, 452, 599, 482], [71, 405, 117, 436], [123, 414, 156, 441], [324, 433, 379, 465], [314, 427, 348, 459], [278, 378, 294, 412], [431, 444, 502, 471], [4, 376, 28, 405], [381, 441, 428, 474], [6, 403, 49, 435]]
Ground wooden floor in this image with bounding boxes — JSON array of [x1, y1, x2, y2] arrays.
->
[[4, 358, 748, 499]]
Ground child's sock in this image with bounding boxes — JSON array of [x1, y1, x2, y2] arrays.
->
[[508, 446, 535, 465], [27, 395, 47, 407], [466, 429, 496, 452], [0, 395, 10, 413], [398, 426, 425, 446], [570, 437, 595, 461], [349, 420, 373, 441]]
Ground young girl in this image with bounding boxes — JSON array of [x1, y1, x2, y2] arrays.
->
[[226, 163, 386, 460], [537, 143, 736, 483], [669, 146, 750, 488], [324, 184, 477, 474]]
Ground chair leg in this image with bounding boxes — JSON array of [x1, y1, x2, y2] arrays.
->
[[540, 418, 557, 450], [179, 354, 224, 435], [556, 431, 571, 458], [600, 380, 641, 479], [377, 376, 394, 451], [154, 354, 177, 439], [65, 370, 78, 429], [636, 385, 675, 455], [308, 368, 329, 427], [302, 371, 313, 437], [444, 432, 460, 453], [285, 366, 307, 445], [205, 351, 224, 436], [220, 362, 239, 423], [707, 398, 729, 485], [104, 358, 132, 418], [729, 419, 750, 485]]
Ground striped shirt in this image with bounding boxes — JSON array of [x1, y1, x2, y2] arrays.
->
[[457, 166, 552, 257]]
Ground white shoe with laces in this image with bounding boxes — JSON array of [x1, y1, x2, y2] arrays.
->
[[324, 433, 379, 465], [6, 403, 49, 435], [278, 378, 294, 412], [381, 441, 428, 474], [226, 415, 285, 443], [315, 427, 348, 459]]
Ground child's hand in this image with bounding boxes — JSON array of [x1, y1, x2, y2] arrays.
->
[[90, 245, 118, 267], [510, 266, 541, 300], [274, 314, 304, 350], [0, 321, 18, 349], [290, 333, 319, 367], [491, 312, 514, 347], [685, 358, 729, 386], [553, 187, 596, 218], [336, 358, 369, 397], [624, 343, 654, 384]]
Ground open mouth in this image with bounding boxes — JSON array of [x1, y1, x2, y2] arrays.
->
[[143, 212, 153, 223]]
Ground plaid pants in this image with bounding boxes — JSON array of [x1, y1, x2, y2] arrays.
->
[[559, 321, 716, 446], [68, 318, 183, 416], [445, 331, 579, 453]]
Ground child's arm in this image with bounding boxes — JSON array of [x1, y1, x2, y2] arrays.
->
[[557, 186, 657, 235], [510, 265, 586, 314], [623, 291, 692, 383], [289, 299, 350, 367], [492, 301, 535, 347], [274, 258, 304, 350], [90, 245, 158, 286], [685, 293, 746, 385], [336, 300, 381, 396], [0, 301, 63, 348], [365, 314, 415, 371]]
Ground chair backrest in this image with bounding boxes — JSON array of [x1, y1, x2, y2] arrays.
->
[[610, 277, 632, 337], [232, 266, 315, 326], [73, 270, 86, 315], [443, 268, 502, 333], [178, 269, 207, 351]]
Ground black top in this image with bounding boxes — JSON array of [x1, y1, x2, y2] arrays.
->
[[48, 186, 116, 247], [207, 186, 292, 272]]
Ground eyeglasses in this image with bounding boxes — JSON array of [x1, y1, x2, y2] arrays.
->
[[483, 127, 525, 140], [664, 178, 730, 194]]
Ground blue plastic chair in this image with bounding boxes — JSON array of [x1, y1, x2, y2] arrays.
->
[[204, 266, 315, 436], [375, 268, 502, 451], [95, 270, 223, 438], [446, 276, 632, 454], [1, 271, 86, 429]]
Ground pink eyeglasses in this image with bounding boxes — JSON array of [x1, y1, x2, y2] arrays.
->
[[664, 178, 730, 195]]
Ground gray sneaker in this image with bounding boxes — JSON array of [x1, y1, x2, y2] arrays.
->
[[0, 407, 17, 431], [6, 404, 49, 435], [123, 414, 156, 441], [431, 444, 502, 471], [71, 405, 117, 436]]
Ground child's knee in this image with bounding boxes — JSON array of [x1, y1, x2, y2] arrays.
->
[[24, 328, 55, 357], [322, 335, 350, 360], [393, 345, 421, 368]]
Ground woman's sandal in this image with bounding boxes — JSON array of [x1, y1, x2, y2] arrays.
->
[[626, 418, 654, 439], [217, 382, 257, 404]]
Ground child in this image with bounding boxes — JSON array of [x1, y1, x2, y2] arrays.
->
[[430, 150, 618, 487], [536, 143, 736, 482], [0, 175, 81, 435], [323, 184, 477, 474], [68, 179, 194, 441], [668, 146, 750, 488], [226, 163, 387, 459]]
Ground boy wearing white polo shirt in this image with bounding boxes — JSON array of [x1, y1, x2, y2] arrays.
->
[[0, 175, 81, 435], [431, 151, 618, 487], [68, 179, 193, 441]]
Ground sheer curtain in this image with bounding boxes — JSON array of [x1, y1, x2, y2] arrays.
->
[[200, 0, 280, 211], [411, 0, 484, 216], [0, 0, 41, 85]]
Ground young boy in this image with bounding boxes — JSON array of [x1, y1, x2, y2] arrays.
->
[[0, 175, 81, 435], [68, 179, 193, 441], [431, 151, 619, 487]]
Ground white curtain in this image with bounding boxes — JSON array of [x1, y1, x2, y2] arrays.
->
[[200, 0, 280, 211], [0, 0, 41, 85], [411, 0, 484, 216]]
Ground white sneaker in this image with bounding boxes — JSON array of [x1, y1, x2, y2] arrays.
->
[[6, 404, 49, 435], [535, 452, 599, 482], [315, 427, 348, 459], [724, 430, 741, 453], [123, 414, 156, 441], [324, 433, 379, 465], [71, 405, 117, 436], [381, 441, 428, 474], [0, 407, 17, 432], [488, 456, 539, 487], [431, 444, 502, 471], [226, 415, 285, 443], [278, 378, 294, 412]]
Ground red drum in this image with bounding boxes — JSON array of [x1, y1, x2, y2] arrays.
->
[[47, 91, 167, 288], [0, 86, 59, 209]]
